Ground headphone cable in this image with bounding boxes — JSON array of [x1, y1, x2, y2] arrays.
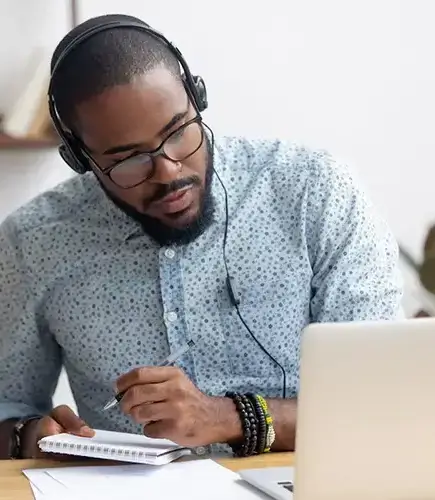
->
[[204, 123, 287, 399]]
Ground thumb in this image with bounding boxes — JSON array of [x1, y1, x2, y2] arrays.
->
[[51, 405, 95, 437], [43, 416, 64, 436], [75, 423, 95, 438]]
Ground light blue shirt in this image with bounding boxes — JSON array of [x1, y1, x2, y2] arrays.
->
[[0, 136, 402, 434]]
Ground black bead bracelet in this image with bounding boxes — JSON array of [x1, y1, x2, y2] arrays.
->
[[247, 392, 267, 454], [225, 391, 259, 457], [241, 394, 258, 456]]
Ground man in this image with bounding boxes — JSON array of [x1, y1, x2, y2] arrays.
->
[[0, 14, 402, 459]]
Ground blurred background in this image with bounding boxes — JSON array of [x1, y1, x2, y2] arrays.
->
[[1, 1, 435, 405]]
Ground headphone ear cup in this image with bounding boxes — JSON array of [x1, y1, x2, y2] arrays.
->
[[192, 75, 208, 112], [58, 141, 90, 175]]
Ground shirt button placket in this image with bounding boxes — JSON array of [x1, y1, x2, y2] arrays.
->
[[160, 247, 182, 354]]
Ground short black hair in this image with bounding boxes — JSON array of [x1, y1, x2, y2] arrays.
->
[[51, 14, 182, 131]]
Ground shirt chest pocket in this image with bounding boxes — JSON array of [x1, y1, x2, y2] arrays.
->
[[218, 277, 304, 388]]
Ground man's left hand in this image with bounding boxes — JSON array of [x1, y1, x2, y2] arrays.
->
[[115, 366, 242, 447]]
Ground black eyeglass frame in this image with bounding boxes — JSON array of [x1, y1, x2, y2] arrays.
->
[[81, 114, 204, 189]]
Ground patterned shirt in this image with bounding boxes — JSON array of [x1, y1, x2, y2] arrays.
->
[[0, 136, 402, 435]]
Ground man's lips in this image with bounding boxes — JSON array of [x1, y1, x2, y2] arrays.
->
[[159, 186, 191, 203], [153, 186, 194, 214]]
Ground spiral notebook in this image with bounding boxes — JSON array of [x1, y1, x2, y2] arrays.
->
[[38, 429, 191, 465]]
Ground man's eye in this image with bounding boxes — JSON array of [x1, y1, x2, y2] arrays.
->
[[109, 152, 139, 166], [110, 158, 126, 166], [171, 127, 186, 140]]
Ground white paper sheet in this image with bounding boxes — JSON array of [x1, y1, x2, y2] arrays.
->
[[23, 459, 270, 500]]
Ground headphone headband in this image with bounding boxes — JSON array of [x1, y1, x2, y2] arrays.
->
[[49, 20, 196, 101], [48, 18, 208, 176]]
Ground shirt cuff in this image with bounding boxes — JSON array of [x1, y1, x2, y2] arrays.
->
[[0, 402, 43, 423]]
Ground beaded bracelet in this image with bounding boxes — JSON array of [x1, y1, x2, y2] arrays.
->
[[256, 394, 275, 452], [225, 391, 258, 457], [247, 393, 267, 454], [242, 394, 258, 456], [245, 393, 275, 454]]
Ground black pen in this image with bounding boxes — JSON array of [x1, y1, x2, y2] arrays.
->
[[102, 339, 195, 411]]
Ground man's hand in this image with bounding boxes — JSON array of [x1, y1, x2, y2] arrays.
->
[[22, 405, 95, 459], [116, 366, 242, 447]]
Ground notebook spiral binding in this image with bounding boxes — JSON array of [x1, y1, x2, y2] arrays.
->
[[43, 439, 151, 459]]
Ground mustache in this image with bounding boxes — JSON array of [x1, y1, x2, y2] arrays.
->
[[149, 176, 201, 204]]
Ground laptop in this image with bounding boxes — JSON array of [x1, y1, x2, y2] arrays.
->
[[239, 466, 293, 500], [241, 318, 435, 500]]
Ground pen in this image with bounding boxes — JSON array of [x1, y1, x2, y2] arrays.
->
[[102, 339, 195, 411]]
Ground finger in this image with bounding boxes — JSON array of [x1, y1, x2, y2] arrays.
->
[[143, 420, 172, 440], [120, 382, 169, 414], [116, 366, 181, 394], [129, 401, 170, 424], [33, 417, 75, 460], [37, 416, 63, 439], [30, 416, 94, 461], [29, 417, 58, 458], [50, 405, 95, 437]]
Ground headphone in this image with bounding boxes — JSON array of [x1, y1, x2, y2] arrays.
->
[[48, 19, 208, 176]]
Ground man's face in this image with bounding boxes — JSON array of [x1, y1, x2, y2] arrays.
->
[[74, 67, 213, 244]]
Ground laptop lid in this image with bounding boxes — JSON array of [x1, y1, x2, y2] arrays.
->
[[294, 318, 435, 500]]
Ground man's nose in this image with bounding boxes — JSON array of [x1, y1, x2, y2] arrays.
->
[[149, 155, 181, 184]]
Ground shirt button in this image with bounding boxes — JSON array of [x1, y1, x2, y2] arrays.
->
[[166, 311, 178, 323], [164, 248, 175, 259]]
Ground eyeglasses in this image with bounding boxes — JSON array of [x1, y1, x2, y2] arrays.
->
[[96, 116, 204, 189]]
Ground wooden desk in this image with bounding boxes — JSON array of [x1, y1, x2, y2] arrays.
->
[[0, 452, 292, 500]]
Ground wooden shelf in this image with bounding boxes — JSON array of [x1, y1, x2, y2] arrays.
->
[[0, 0, 77, 152], [0, 133, 58, 150]]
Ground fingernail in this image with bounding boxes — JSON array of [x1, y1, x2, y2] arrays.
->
[[81, 425, 93, 434]]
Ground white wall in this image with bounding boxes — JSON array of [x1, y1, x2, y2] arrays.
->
[[3, 1, 435, 254], [0, 2, 75, 217], [82, 0, 435, 258], [2, 1, 434, 406]]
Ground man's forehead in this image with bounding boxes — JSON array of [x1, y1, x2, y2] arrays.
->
[[76, 69, 188, 152]]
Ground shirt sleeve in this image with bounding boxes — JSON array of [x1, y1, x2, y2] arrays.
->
[[0, 217, 62, 422], [307, 154, 403, 322]]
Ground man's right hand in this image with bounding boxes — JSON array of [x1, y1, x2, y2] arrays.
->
[[22, 405, 95, 459]]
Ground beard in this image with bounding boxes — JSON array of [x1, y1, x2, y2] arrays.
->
[[101, 137, 215, 246]]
